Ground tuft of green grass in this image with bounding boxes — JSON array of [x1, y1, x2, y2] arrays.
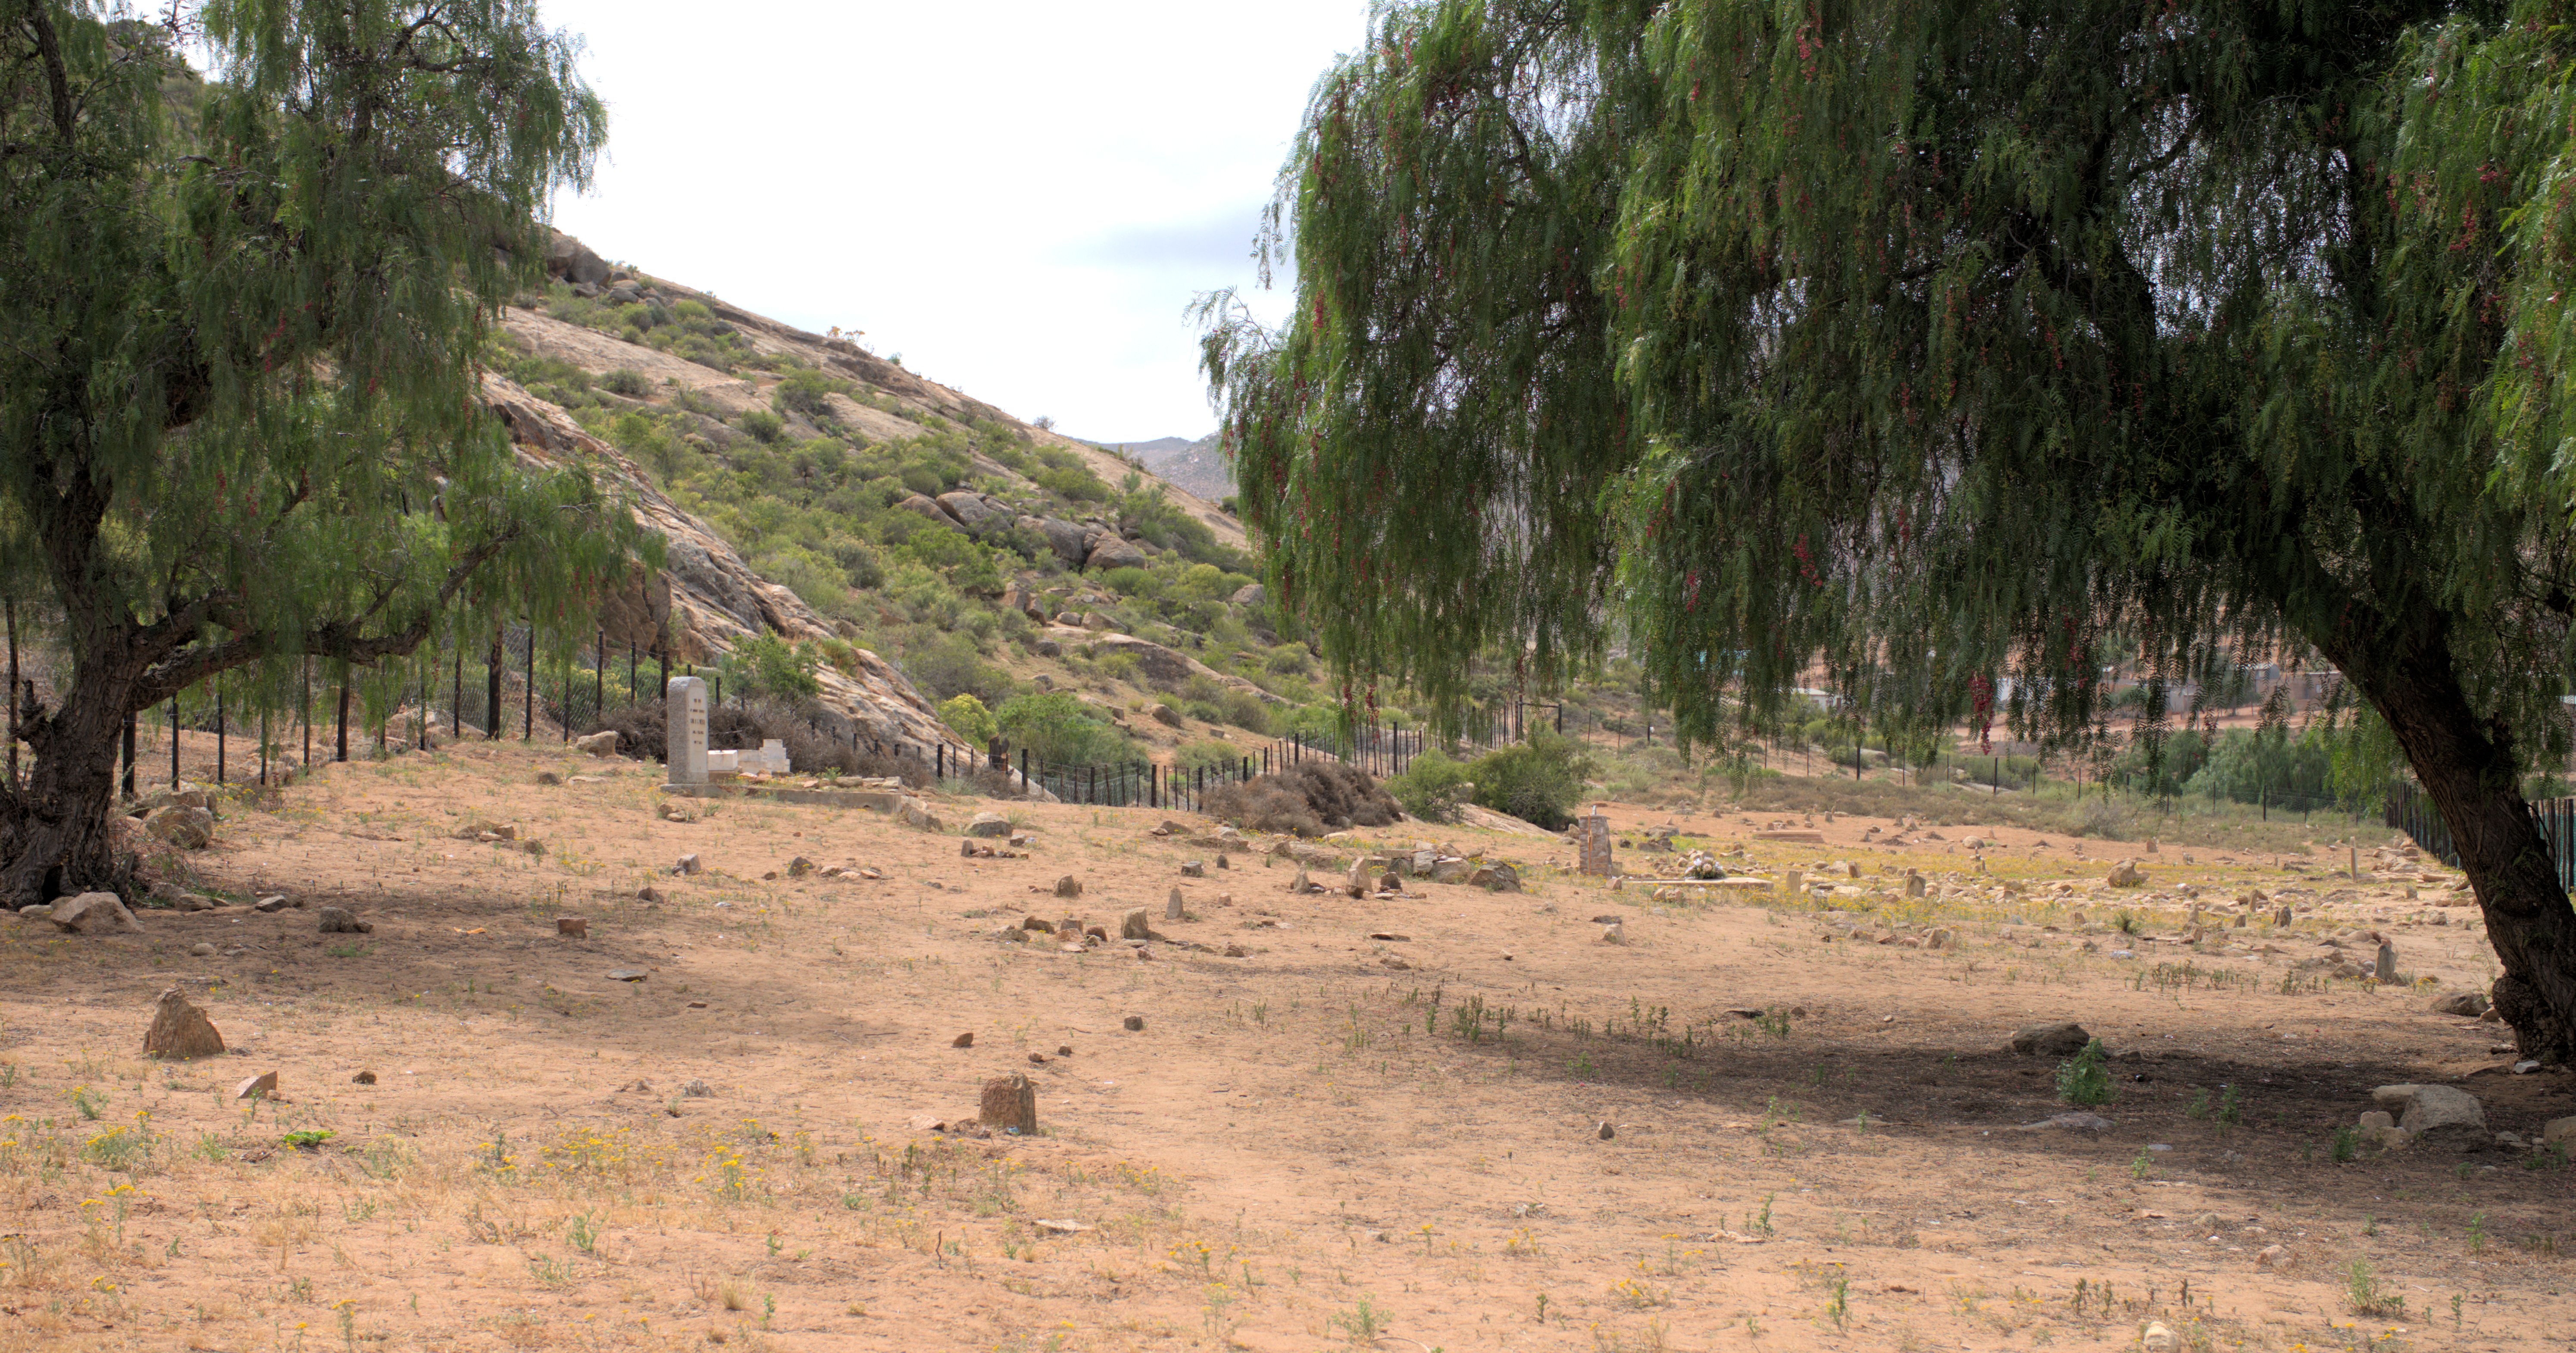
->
[[2054, 1038, 2115, 1106]]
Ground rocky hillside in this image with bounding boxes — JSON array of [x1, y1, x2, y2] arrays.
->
[[478, 231, 1343, 776], [1095, 432, 1235, 504]]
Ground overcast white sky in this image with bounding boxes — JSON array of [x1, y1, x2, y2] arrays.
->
[[538, 1, 1375, 444]]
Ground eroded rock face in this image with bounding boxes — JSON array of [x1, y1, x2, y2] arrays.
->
[[545, 230, 610, 287]]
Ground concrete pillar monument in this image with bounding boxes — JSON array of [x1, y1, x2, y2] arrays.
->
[[666, 676, 708, 785]]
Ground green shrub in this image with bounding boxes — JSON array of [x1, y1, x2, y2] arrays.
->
[[719, 633, 822, 702], [600, 368, 652, 397], [1171, 739, 1241, 775], [737, 408, 785, 444], [997, 692, 1129, 764], [1383, 749, 1474, 823], [1466, 728, 1595, 830], [2054, 1038, 2116, 1106], [1218, 688, 1275, 736], [939, 693, 999, 747], [1265, 643, 1311, 675], [773, 369, 840, 419], [902, 630, 1008, 705]]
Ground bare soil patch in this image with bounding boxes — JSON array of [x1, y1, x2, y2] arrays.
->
[[0, 746, 2567, 1351]]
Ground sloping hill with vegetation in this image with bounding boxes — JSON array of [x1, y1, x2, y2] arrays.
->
[[487, 233, 1346, 774]]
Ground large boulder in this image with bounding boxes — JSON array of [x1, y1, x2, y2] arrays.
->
[[898, 494, 963, 530], [1229, 583, 1267, 608], [52, 892, 142, 934], [1039, 518, 1093, 569], [1085, 535, 1148, 572], [146, 805, 214, 850], [544, 229, 611, 287], [936, 492, 1009, 537]]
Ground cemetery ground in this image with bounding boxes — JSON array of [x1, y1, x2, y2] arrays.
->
[[0, 745, 2569, 1353]]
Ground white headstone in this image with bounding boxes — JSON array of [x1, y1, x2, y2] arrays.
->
[[666, 677, 708, 785]]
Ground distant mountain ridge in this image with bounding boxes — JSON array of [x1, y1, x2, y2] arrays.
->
[[1089, 432, 1235, 504]]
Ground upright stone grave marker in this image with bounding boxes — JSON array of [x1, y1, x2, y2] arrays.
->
[[1578, 805, 1614, 877], [666, 676, 708, 786]]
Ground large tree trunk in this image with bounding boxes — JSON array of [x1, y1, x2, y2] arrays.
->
[[2320, 612, 2576, 1062], [0, 642, 144, 908]]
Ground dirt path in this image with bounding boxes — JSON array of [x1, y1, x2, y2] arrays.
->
[[0, 745, 2565, 1351]]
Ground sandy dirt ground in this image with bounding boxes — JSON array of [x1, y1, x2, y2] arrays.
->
[[0, 742, 2568, 1353]]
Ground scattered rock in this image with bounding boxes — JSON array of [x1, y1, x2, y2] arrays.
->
[[607, 969, 648, 982], [51, 892, 142, 934], [657, 801, 698, 823], [1149, 703, 1183, 728], [1054, 875, 1082, 899], [1469, 862, 1523, 893], [1033, 1218, 1092, 1237], [1122, 1015, 1145, 1032], [980, 1072, 1039, 1135], [2010, 1021, 2094, 1058], [534, 770, 563, 786], [895, 800, 945, 832], [675, 853, 702, 875], [574, 730, 620, 756], [1597, 1121, 1616, 1141], [2374, 940, 2398, 983], [143, 988, 225, 1060], [2542, 1116, 2576, 1146], [352, 1071, 377, 1085], [2142, 1321, 2178, 1353], [1222, 943, 1250, 958], [146, 805, 215, 850], [2256, 1244, 2288, 1270], [787, 856, 816, 878], [951, 1032, 975, 1048], [1121, 909, 1151, 940], [2105, 859, 2145, 887], [966, 811, 1012, 839], [316, 907, 372, 935], [2432, 991, 2491, 1017], [637, 886, 663, 904], [1180, 860, 1207, 878], [2371, 1083, 2485, 1136], [1165, 890, 1185, 921], [188, 942, 216, 958], [253, 894, 292, 913], [234, 1071, 278, 1101], [1601, 922, 1627, 945], [679, 1079, 713, 1098]]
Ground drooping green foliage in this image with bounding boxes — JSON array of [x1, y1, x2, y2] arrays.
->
[[0, 0, 633, 901], [1206, 0, 2576, 1055]]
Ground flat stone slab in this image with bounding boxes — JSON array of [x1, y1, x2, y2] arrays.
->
[[660, 783, 910, 812], [1638, 877, 1777, 892]]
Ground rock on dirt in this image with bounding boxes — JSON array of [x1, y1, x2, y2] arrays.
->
[[966, 811, 1011, 838], [675, 854, 702, 875], [1122, 1015, 1145, 1031], [574, 730, 619, 756], [146, 805, 214, 849], [51, 892, 142, 934], [980, 1072, 1039, 1135], [316, 907, 372, 934], [2371, 1084, 2485, 1136], [234, 1071, 278, 1101], [951, 1032, 975, 1048], [1165, 889, 1185, 920], [2010, 1021, 2095, 1057], [143, 988, 225, 1060], [1054, 875, 1083, 899], [1121, 909, 1151, 940], [895, 800, 944, 832], [352, 1071, 378, 1085], [2105, 859, 2145, 887], [2432, 990, 2491, 1017]]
